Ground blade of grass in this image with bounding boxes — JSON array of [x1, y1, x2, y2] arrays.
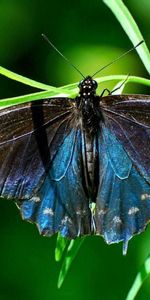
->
[[0, 75, 149, 107], [125, 255, 150, 300], [57, 238, 85, 289], [0, 66, 53, 90], [55, 234, 69, 262], [0, 89, 73, 107], [103, 0, 150, 74], [1, 65, 149, 93]]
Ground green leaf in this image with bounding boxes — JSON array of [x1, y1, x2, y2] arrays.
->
[[55, 234, 69, 262], [125, 255, 150, 300], [103, 0, 150, 74], [57, 238, 85, 289]]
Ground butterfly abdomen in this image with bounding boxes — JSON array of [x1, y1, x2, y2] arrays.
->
[[84, 132, 94, 181], [81, 129, 99, 201]]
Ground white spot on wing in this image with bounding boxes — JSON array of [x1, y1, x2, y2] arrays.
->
[[76, 209, 87, 216], [97, 209, 107, 216], [61, 216, 72, 225], [128, 207, 139, 215], [43, 208, 54, 216], [141, 193, 150, 200], [30, 196, 41, 202], [112, 216, 122, 224]]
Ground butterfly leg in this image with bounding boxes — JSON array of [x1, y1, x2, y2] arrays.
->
[[100, 88, 111, 97], [100, 74, 130, 97], [110, 74, 130, 95]]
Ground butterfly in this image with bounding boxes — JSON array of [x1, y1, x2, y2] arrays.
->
[[0, 75, 150, 254]]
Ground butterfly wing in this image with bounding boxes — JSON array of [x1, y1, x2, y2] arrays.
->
[[19, 128, 91, 238], [0, 98, 73, 199], [0, 98, 91, 237], [101, 94, 150, 183], [95, 95, 150, 253]]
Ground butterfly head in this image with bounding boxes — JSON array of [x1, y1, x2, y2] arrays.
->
[[78, 76, 98, 97]]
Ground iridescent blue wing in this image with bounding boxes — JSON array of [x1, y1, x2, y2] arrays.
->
[[101, 95, 150, 182], [95, 95, 150, 253], [0, 99, 91, 237], [19, 128, 91, 238]]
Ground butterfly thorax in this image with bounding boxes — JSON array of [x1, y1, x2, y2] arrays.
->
[[76, 76, 101, 134]]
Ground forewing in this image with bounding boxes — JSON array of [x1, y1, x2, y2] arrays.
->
[[101, 94, 150, 183], [0, 98, 74, 200], [0, 99, 91, 237]]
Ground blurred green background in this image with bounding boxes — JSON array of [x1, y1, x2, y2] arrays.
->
[[0, 1, 150, 300]]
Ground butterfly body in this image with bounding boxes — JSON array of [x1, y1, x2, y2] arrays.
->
[[75, 76, 101, 200], [0, 76, 150, 254]]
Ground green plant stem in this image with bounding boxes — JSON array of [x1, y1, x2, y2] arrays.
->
[[103, 0, 150, 74], [0, 74, 149, 107], [125, 256, 150, 300], [0, 66, 52, 90]]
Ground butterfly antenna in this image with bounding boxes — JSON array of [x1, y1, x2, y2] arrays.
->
[[42, 34, 85, 78], [92, 40, 144, 77]]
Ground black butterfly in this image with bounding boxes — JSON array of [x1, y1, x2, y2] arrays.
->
[[0, 75, 150, 254]]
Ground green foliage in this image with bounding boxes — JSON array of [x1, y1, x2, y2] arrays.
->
[[55, 234, 69, 262], [125, 255, 150, 300], [103, 0, 150, 74], [57, 238, 85, 289], [0, 66, 149, 106]]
